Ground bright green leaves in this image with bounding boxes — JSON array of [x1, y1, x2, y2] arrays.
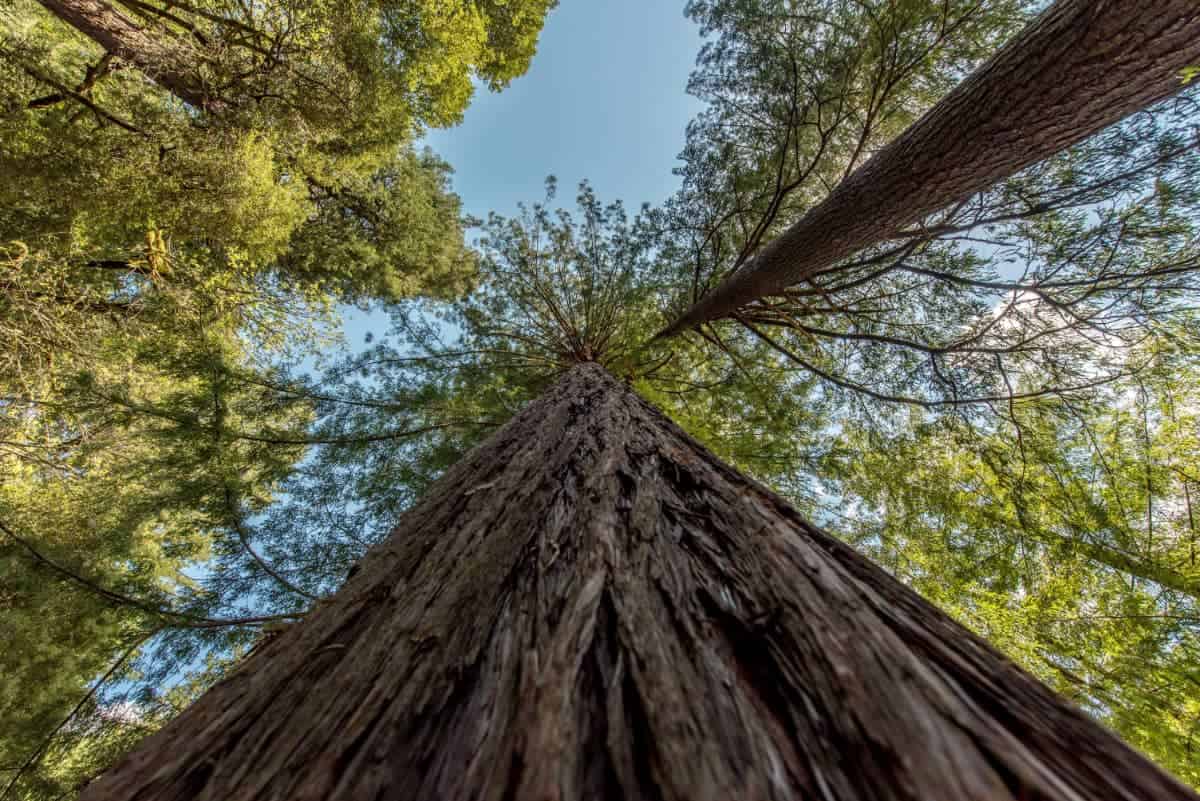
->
[[1, 0, 554, 313], [285, 149, 475, 303], [473, 0, 558, 89], [823, 346, 1200, 784]]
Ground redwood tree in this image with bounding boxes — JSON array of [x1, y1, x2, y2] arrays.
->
[[662, 0, 1200, 335], [79, 363, 1195, 800]]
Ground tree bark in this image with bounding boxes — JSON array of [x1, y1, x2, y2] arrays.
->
[[80, 363, 1195, 800], [36, 0, 222, 112], [661, 0, 1200, 336]]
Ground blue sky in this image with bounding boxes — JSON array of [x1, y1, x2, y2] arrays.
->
[[339, 0, 706, 347], [426, 0, 706, 220]]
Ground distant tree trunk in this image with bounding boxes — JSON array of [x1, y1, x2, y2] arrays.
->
[[80, 363, 1195, 800], [37, 0, 222, 112], [661, 0, 1200, 336]]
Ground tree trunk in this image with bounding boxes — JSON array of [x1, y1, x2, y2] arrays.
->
[[661, 0, 1200, 336], [37, 0, 221, 112], [80, 363, 1195, 800]]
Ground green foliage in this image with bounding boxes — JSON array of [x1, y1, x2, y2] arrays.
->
[[0, 0, 557, 314], [0, 274, 322, 796], [284, 149, 477, 303], [822, 339, 1200, 785]]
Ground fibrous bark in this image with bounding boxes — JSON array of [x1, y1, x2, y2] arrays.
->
[[37, 0, 222, 112], [661, 0, 1200, 336], [81, 363, 1196, 800]]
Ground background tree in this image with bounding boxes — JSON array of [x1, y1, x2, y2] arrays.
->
[[662, 94, 1200, 407], [662, 0, 1200, 333], [0, 0, 536, 308], [661, 0, 1032, 321], [31, 0, 554, 139]]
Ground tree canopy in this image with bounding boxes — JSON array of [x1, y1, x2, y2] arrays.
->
[[4, 0, 1200, 797]]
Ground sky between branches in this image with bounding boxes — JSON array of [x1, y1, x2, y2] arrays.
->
[[341, 0, 705, 347]]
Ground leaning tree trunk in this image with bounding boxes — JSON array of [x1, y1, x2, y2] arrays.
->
[[661, 0, 1200, 336], [37, 0, 222, 112], [81, 364, 1195, 800]]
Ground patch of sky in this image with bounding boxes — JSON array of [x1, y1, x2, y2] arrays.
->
[[336, 0, 706, 357]]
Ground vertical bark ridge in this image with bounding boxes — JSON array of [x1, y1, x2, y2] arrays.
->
[[80, 363, 1197, 800]]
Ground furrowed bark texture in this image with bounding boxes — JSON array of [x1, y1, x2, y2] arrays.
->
[[661, 0, 1200, 336], [81, 364, 1196, 800], [37, 0, 221, 112]]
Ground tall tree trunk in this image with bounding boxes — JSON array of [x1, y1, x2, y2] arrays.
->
[[37, 0, 221, 112], [661, 0, 1200, 336], [81, 364, 1195, 800]]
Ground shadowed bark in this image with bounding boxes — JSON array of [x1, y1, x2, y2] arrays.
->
[[80, 363, 1196, 800], [37, 0, 222, 112], [661, 0, 1200, 336]]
